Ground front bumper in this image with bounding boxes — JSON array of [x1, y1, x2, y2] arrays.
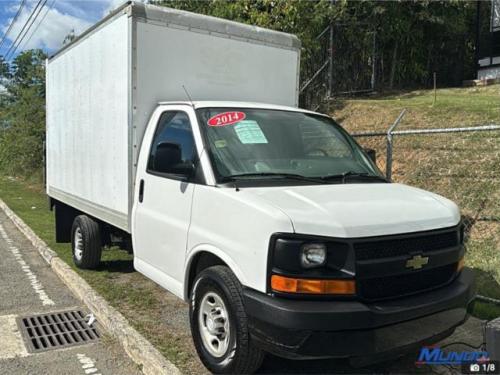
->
[[243, 268, 475, 362]]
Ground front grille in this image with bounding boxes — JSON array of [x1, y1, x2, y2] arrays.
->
[[358, 263, 457, 300], [354, 230, 458, 261]]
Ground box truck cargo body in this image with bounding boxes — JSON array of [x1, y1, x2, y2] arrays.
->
[[46, 2, 474, 374], [46, 1, 300, 232]]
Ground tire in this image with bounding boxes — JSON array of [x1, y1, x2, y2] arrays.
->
[[190, 265, 264, 374], [71, 215, 102, 269]]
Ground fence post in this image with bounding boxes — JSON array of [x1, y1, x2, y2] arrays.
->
[[386, 109, 407, 181], [328, 22, 334, 97], [371, 29, 377, 91], [433, 72, 437, 105]]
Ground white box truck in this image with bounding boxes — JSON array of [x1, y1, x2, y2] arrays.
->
[[46, 2, 474, 374]]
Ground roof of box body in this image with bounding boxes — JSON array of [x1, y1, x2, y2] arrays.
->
[[49, 1, 301, 61], [131, 2, 301, 49]]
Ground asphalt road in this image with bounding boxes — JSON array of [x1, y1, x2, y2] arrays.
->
[[0, 210, 141, 375]]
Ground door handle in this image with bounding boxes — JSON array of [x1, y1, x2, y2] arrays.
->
[[138, 179, 145, 203]]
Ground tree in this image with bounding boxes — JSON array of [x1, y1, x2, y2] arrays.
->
[[0, 50, 47, 176]]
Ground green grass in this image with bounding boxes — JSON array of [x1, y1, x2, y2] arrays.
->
[[331, 84, 500, 133], [372, 86, 499, 119], [470, 249, 500, 320], [473, 301, 500, 321], [0, 176, 133, 273]]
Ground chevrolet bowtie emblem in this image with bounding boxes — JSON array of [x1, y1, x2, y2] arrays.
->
[[406, 254, 429, 270]]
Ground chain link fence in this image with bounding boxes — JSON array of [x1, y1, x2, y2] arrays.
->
[[299, 22, 376, 111], [352, 118, 500, 274]]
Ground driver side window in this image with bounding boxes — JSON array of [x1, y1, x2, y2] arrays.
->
[[147, 111, 196, 177]]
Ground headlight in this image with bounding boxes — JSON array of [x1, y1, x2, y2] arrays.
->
[[269, 235, 355, 296], [300, 243, 327, 268]]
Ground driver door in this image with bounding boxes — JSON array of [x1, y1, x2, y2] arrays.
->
[[133, 107, 200, 298]]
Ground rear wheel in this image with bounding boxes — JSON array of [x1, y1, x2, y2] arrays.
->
[[71, 215, 102, 269], [190, 265, 264, 374]]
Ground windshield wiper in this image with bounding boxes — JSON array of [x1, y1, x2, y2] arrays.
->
[[320, 171, 388, 183], [222, 172, 325, 184]]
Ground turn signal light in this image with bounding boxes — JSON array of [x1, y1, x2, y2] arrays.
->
[[457, 258, 465, 272], [271, 275, 355, 295]]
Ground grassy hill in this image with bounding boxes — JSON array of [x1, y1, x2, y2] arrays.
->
[[331, 84, 500, 133], [331, 85, 500, 319]]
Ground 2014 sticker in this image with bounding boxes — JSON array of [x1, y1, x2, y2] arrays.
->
[[207, 111, 246, 127]]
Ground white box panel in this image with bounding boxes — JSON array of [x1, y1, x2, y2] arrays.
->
[[134, 20, 299, 151], [47, 14, 130, 228]]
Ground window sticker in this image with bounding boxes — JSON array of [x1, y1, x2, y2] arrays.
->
[[234, 120, 268, 144], [207, 111, 246, 127], [214, 139, 227, 148]]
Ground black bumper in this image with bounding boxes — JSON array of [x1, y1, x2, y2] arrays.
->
[[243, 268, 475, 361]]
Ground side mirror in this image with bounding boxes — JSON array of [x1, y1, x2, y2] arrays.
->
[[154, 142, 195, 176], [364, 148, 377, 163]]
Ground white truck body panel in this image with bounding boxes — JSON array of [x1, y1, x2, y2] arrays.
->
[[184, 181, 459, 297], [46, 13, 130, 229], [245, 183, 461, 238], [134, 21, 300, 152], [46, 2, 300, 232]]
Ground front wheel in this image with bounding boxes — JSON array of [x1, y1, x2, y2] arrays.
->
[[189, 266, 264, 374]]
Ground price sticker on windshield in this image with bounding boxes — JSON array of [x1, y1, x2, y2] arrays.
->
[[207, 111, 246, 127]]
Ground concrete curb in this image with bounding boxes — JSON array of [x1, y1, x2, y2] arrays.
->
[[0, 199, 181, 375]]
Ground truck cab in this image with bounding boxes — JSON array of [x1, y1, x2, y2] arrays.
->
[[129, 101, 474, 373]]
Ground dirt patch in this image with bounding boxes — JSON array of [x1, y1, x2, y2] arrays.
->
[[93, 268, 205, 374]]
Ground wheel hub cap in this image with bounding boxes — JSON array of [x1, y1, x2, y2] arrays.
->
[[74, 227, 83, 261], [198, 291, 230, 358]]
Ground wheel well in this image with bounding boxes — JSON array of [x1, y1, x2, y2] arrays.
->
[[187, 252, 227, 298]]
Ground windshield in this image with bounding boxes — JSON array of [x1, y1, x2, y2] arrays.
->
[[196, 108, 383, 183]]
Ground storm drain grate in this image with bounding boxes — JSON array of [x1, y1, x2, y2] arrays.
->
[[18, 310, 99, 352]]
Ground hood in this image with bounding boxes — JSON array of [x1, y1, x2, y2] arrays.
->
[[243, 183, 460, 238]]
